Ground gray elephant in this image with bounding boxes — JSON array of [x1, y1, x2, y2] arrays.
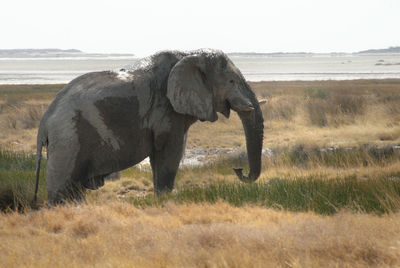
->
[[33, 49, 264, 204]]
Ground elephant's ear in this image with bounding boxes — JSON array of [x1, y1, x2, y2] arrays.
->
[[167, 55, 217, 122]]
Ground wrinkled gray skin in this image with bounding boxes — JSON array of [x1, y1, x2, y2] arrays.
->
[[34, 49, 264, 204]]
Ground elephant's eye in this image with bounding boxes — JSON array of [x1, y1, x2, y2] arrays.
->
[[229, 80, 234, 84]]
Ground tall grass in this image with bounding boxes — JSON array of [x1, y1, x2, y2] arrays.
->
[[0, 149, 46, 210], [3, 143, 400, 213]]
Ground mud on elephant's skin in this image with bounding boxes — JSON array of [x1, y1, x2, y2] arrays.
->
[[33, 49, 264, 204]]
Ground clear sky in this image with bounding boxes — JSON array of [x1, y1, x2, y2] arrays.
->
[[1, 0, 399, 56]]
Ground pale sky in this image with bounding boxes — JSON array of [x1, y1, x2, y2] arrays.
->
[[1, 0, 399, 56]]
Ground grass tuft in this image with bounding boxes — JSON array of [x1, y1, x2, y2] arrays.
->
[[0, 149, 46, 211]]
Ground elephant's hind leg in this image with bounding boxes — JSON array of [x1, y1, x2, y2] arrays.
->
[[46, 149, 86, 205]]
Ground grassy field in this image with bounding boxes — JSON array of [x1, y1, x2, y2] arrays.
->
[[1, 80, 400, 267], [2, 80, 400, 151]]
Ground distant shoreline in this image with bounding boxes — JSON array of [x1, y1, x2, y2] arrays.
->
[[1, 51, 400, 84], [0, 48, 135, 59], [229, 47, 400, 57], [1, 78, 400, 88]]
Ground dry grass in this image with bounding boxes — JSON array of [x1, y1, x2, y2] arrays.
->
[[1, 203, 399, 267], [0, 100, 49, 151], [0, 84, 61, 151], [1, 80, 400, 267], [2, 103, 46, 130]]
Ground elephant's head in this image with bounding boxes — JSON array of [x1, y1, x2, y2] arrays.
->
[[167, 49, 264, 182]]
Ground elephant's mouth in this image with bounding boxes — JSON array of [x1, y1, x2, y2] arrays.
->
[[220, 99, 254, 119], [220, 100, 231, 118]]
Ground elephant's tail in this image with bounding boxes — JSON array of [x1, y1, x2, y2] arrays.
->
[[33, 143, 42, 205], [33, 127, 46, 205]]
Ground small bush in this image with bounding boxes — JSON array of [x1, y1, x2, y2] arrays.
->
[[306, 99, 328, 127], [304, 88, 329, 99]]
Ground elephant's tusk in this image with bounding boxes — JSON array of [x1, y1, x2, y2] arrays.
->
[[258, 99, 267, 105]]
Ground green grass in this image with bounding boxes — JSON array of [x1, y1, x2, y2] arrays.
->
[[131, 175, 400, 215], [2, 146, 400, 215], [0, 149, 47, 211]]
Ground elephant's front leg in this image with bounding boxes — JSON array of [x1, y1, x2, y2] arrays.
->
[[150, 131, 186, 194]]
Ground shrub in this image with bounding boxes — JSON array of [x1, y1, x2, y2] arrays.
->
[[304, 88, 329, 99], [306, 99, 328, 127]]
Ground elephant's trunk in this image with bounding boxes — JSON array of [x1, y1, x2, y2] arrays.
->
[[233, 84, 264, 183]]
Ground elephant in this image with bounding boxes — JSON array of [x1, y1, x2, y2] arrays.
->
[[33, 49, 264, 204]]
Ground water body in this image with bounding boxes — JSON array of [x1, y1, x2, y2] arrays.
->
[[1, 53, 400, 84]]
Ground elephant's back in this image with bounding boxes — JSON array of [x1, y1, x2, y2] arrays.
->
[[55, 71, 129, 100], [44, 71, 133, 120], [40, 72, 125, 141]]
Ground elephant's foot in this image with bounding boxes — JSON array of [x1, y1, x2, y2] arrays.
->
[[154, 181, 175, 195], [47, 182, 87, 206]]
